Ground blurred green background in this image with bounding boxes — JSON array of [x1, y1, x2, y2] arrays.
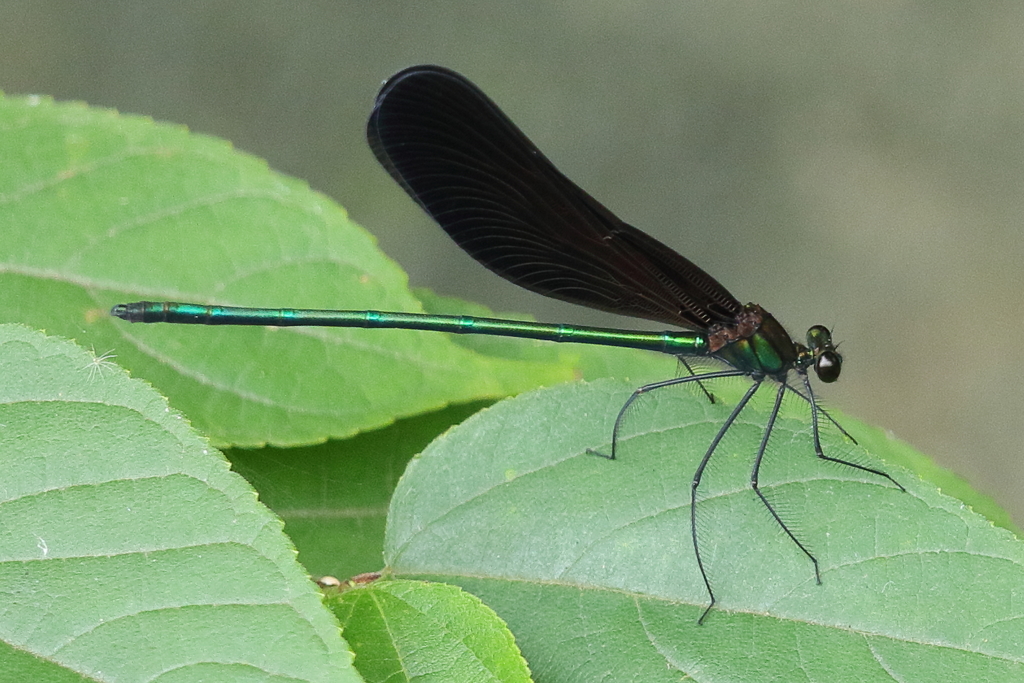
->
[[3, 2, 1022, 525]]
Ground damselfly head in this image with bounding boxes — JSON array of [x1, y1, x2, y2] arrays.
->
[[806, 324, 841, 383]]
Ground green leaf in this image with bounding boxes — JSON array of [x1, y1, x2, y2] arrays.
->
[[385, 379, 1024, 681], [227, 401, 489, 580], [330, 579, 532, 683], [0, 94, 577, 447], [0, 324, 358, 682]]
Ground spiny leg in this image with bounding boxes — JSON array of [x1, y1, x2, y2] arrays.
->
[[785, 381, 857, 444], [799, 373, 906, 492], [750, 382, 821, 584], [587, 369, 746, 460], [679, 357, 715, 404], [693, 378, 762, 624]]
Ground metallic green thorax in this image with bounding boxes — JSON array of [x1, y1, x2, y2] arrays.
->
[[708, 303, 800, 379]]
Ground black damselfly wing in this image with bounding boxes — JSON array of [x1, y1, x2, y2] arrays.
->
[[367, 65, 742, 330]]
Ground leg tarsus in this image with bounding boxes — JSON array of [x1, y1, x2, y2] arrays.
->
[[799, 373, 904, 493]]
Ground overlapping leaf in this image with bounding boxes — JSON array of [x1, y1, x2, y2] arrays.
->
[[0, 94, 596, 447], [331, 579, 533, 683], [0, 324, 357, 682], [386, 380, 1024, 681]]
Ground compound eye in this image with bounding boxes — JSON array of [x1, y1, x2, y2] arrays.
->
[[806, 325, 833, 350], [815, 350, 842, 383]]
